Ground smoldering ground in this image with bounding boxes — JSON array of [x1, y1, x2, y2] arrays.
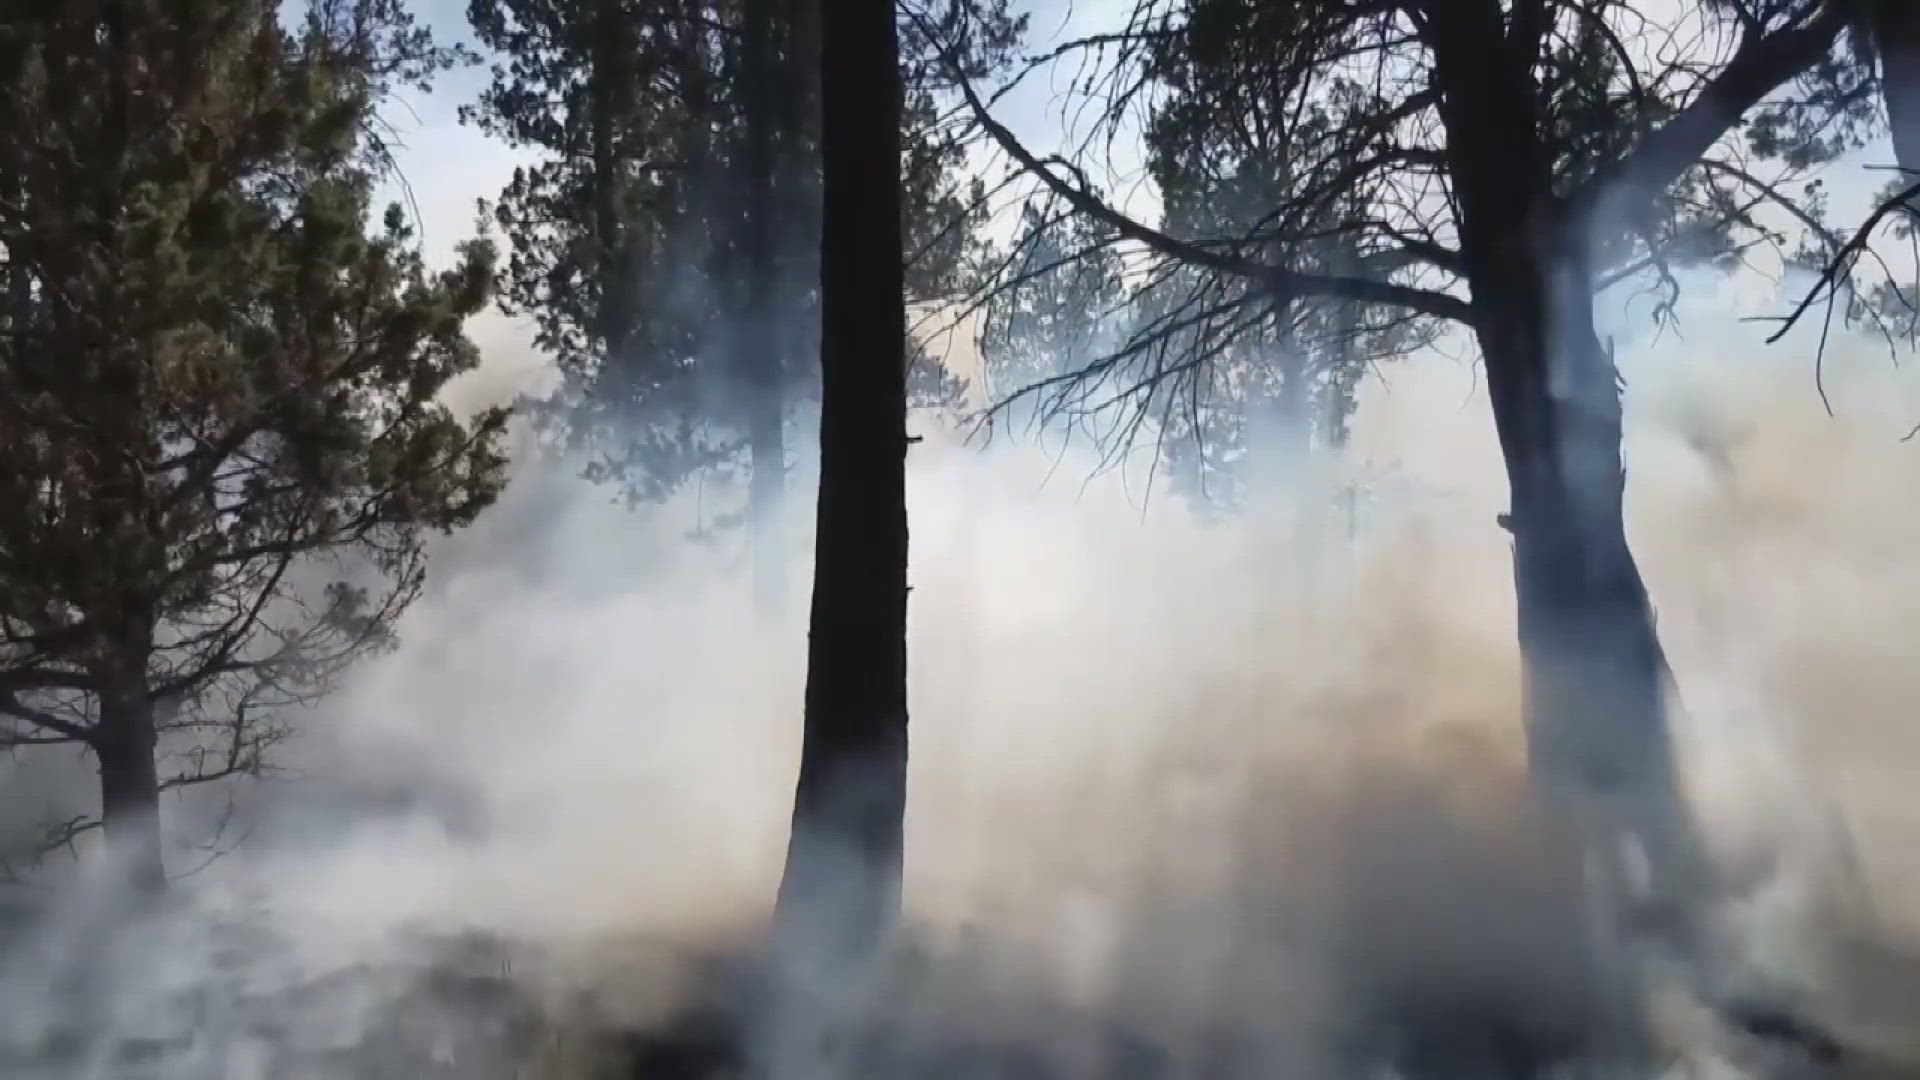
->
[[5, 278, 1920, 1079]]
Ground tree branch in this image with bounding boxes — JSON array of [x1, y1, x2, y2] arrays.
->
[[0, 668, 95, 696], [1764, 178, 1920, 346], [1578, 6, 1848, 220], [0, 691, 90, 741], [931, 28, 1474, 324]]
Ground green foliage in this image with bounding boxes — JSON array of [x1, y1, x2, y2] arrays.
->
[[980, 0, 1425, 503], [464, 0, 1023, 505], [979, 203, 1127, 400], [1135, 0, 1424, 501], [0, 0, 507, 786], [1704, 1, 1897, 169]]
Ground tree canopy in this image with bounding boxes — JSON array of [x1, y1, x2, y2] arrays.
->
[[0, 0, 507, 885]]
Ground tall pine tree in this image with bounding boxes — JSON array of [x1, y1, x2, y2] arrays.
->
[[0, 0, 506, 893]]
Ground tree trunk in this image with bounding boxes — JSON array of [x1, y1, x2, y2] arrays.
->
[[741, 0, 786, 615], [93, 684, 166, 896], [772, 0, 907, 966], [1870, 0, 1920, 186], [1475, 231, 1712, 959], [1429, 5, 1710, 970], [589, 0, 639, 372]]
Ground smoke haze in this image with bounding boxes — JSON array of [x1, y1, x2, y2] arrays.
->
[[4, 261, 1920, 1078]]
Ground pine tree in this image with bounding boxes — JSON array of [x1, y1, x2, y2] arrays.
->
[[978, 203, 1127, 408], [0, 0, 507, 893], [464, 0, 1020, 590]]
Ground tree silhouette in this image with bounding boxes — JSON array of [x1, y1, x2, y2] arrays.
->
[[767, 0, 911, 1059]]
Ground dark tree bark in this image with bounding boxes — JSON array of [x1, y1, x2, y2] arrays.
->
[[94, 682, 166, 896], [1429, 8, 1713, 958], [772, 0, 908, 965], [586, 3, 625, 329], [1867, 0, 1920, 182], [1475, 239, 1711, 941]]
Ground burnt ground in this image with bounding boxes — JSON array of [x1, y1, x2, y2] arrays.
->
[[592, 942, 1866, 1080], [0, 892, 1871, 1080]]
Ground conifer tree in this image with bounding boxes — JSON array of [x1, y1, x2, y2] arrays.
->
[[0, 0, 507, 892]]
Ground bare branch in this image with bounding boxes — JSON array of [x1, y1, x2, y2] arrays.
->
[[1763, 178, 1920, 346], [1579, 6, 1848, 221], [0, 691, 91, 741], [922, 14, 1475, 325]]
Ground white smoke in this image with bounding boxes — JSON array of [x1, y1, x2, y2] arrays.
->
[[1, 256, 1920, 1078]]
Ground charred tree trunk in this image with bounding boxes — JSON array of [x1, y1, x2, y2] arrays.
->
[[1475, 232, 1712, 951], [1867, 0, 1920, 185], [772, 0, 908, 965], [93, 682, 165, 896], [1431, 5, 1710, 976], [741, 0, 786, 614], [589, 0, 638, 369]]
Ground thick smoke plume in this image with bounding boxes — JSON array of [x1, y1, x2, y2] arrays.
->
[[2, 270, 1920, 1079]]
